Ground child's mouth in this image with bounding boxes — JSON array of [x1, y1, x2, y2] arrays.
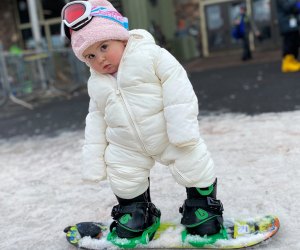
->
[[103, 64, 111, 70]]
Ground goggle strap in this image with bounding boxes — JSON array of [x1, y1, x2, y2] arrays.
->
[[71, 17, 93, 31], [92, 14, 129, 30], [91, 7, 129, 30]]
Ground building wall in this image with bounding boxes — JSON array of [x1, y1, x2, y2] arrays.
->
[[0, 0, 19, 50], [122, 0, 176, 40], [173, 0, 201, 40], [173, 0, 201, 59], [123, 0, 199, 61]]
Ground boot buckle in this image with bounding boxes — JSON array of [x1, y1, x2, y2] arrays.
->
[[148, 203, 161, 217], [207, 197, 224, 213]]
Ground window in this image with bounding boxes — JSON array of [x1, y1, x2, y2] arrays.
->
[[17, 0, 66, 49]]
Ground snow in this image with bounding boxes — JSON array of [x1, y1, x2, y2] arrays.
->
[[1, 110, 300, 249]]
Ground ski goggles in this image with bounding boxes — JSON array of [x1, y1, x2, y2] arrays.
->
[[61, 0, 129, 40]]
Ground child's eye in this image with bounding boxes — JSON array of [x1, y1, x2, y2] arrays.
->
[[87, 54, 95, 60], [100, 44, 108, 51]]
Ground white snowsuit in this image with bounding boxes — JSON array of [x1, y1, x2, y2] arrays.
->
[[82, 29, 215, 199]]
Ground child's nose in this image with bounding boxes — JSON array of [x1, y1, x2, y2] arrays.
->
[[97, 55, 105, 63]]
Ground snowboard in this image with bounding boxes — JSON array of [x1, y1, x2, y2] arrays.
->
[[64, 214, 279, 249]]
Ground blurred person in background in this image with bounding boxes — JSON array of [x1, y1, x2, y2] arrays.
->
[[232, 4, 260, 61], [276, 0, 300, 72]]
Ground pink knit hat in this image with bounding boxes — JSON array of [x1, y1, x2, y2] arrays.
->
[[70, 0, 130, 62]]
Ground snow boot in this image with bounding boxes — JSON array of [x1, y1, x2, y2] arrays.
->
[[179, 179, 224, 236], [109, 187, 161, 242], [281, 54, 300, 73]]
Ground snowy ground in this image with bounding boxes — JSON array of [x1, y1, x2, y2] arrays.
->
[[1, 111, 300, 250]]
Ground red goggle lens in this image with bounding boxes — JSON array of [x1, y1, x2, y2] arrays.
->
[[64, 4, 86, 24]]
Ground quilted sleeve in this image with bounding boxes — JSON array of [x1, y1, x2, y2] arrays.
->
[[82, 98, 108, 182], [155, 48, 200, 147]]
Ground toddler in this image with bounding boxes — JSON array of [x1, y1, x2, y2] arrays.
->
[[61, 0, 224, 243]]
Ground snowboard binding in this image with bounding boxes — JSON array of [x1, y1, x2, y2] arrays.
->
[[108, 187, 161, 248], [180, 179, 228, 246]]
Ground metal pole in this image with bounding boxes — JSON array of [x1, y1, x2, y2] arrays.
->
[[0, 43, 10, 93], [27, 0, 48, 90]]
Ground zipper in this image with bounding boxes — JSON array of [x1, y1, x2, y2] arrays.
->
[[117, 90, 150, 155], [115, 36, 150, 156]]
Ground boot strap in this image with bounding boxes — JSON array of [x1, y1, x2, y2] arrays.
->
[[111, 202, 161, 219], [184, 197, 223, 214]]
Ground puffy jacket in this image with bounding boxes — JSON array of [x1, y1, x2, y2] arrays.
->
[[276, 0, 300, 34], [82, 29, 200, 182]]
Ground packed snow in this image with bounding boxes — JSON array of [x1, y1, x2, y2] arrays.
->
[[1, 110, 300, 249]]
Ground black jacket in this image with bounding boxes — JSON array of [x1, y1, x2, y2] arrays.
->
[[276, 0, 300, 34]]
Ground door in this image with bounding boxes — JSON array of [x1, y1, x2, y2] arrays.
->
[[251, 0, 281, 50], [205, 0, 246, 52], [204, 0, 281, 54]]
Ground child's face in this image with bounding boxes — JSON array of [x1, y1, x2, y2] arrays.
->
[[83, 40, 127, 74]]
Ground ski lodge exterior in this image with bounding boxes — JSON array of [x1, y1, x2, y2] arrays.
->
[[0, 0, 280, 61]]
